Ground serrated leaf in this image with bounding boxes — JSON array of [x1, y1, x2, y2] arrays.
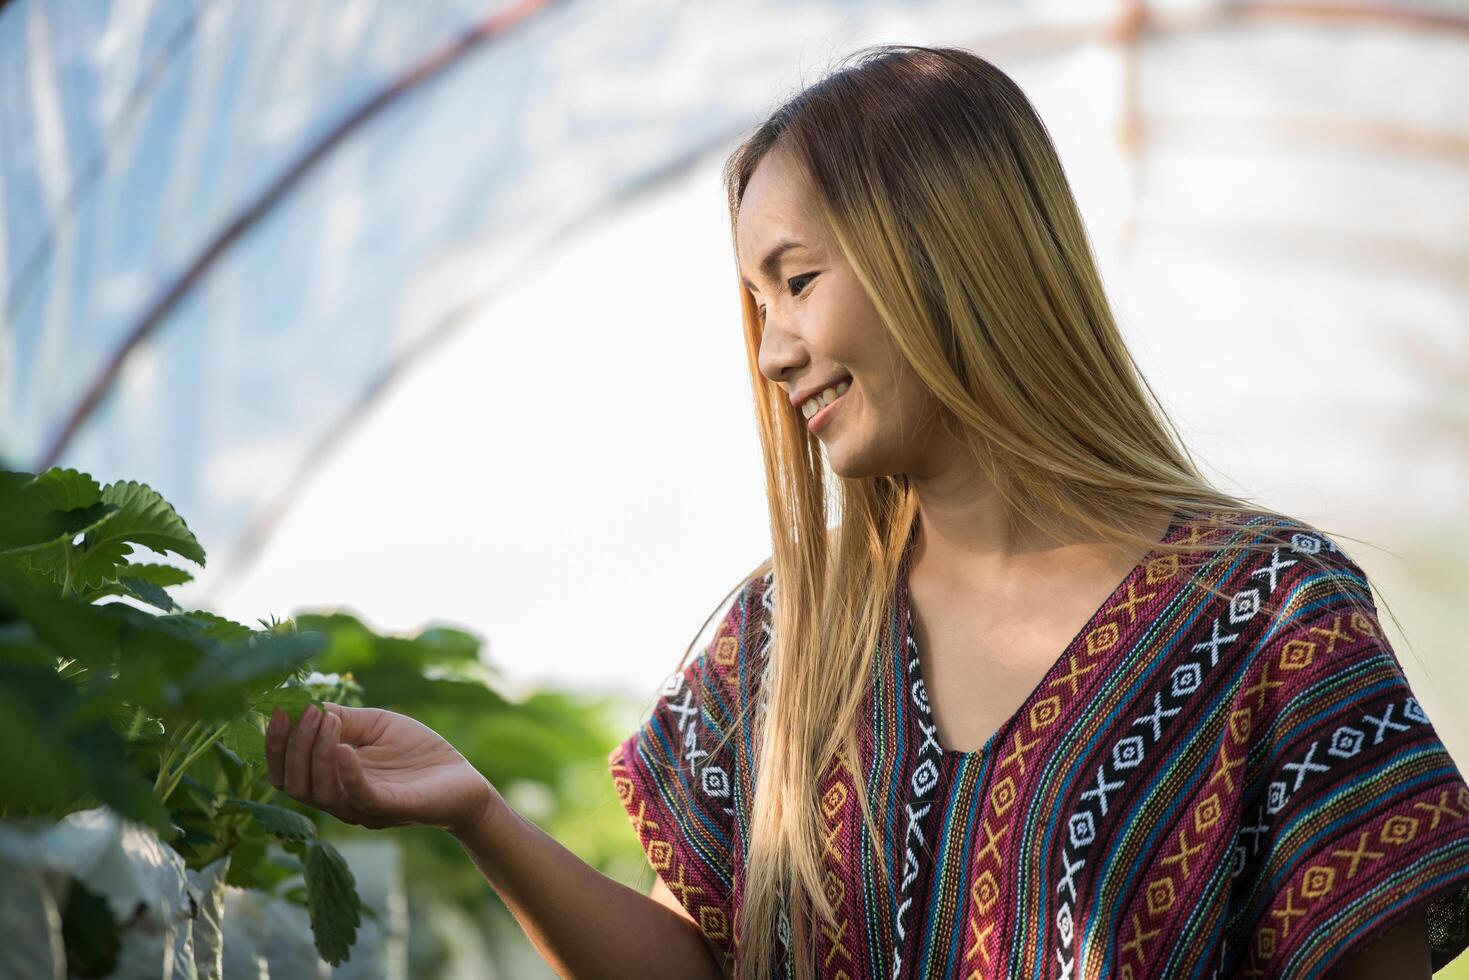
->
[[32, 467, 103, 510], [63, 480, 205, 589], [0, 575, 210, 716], [29, 538, 131, 591], [220, 798, 318, 842], [182, 631, 325, 713], [79, 563, 193, 606], [252, 686, 315, 722], [121, 562, 193, 588], [222, 715, 266, 766], [0, 555, 68, 593], [117, 576, 179, 611], [0, 568, 131, 673], [109, 705, 165, 740], [0, 469, 116, 559], [157, 610, 254, 644], [304, 838, 361, 965]]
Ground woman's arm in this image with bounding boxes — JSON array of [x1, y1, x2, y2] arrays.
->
[[649, 874, 730, 973], [266, 702, 724, 980], [453, 788, 726, 979]]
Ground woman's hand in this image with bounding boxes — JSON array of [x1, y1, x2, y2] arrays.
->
[[265, 702, 496, 838]]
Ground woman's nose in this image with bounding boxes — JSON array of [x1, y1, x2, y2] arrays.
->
[[757, 317, 807, 384]]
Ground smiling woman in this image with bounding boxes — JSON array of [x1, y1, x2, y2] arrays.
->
[[605, 42, 1469, 980], [256, 40, 1469, 980]]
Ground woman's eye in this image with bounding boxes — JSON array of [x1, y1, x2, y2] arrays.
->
[[755, 274, 816, 321]]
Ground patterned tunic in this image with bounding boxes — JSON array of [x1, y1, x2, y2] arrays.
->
[[608, 509, 1469, 978]]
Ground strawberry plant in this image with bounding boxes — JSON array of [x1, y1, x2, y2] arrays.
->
[[0, 466, 365, 969]]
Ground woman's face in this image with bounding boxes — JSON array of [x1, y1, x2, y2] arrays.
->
[[736, 145, 951, 481]]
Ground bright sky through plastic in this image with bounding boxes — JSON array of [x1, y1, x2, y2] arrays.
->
[[2, 2, 1464, 709]]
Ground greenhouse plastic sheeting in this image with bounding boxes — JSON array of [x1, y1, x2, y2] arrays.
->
[[0, 807, 199, 978], [0, 855, 64, 980], [0, 0, 1016, 586], [188, 856, 233, 980]]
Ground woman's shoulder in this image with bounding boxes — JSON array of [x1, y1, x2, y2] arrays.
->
[[1177, 505, 1370, 596], [1178, 507, 1398, 705], [1154, 507, 1387, 697]]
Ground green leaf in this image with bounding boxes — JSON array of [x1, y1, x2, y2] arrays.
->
[[101, 479, 206, 561], [0, 575, 227, 720], [0, 680, 89, 806], [26, 538, 130, 591], [32, 467, 104, 510], [109, 705, 165, 741], [0, 569, 123, 669], [251, 685, 315, 723], [34, 481, 208, 593], [157, 610, 253, 644], [116, 562, 193, 587], [0, 625, 58, 670], [351, 665, 509, 712], [117, 576, 179, 612], [294, 613, 488, 675], [0, 468, 116, 563], [406, 626, 483, 664], [303, 838, 361, 965], [0, 555, 72, 593], [221, 715, 267, 767], [77, 563, 193, 608], [61, 480, 206, 590], [219, 798, 318, 842], [222, 839, 283, 890], [0, 661, 171, 834], [181, 631, 326, 714]]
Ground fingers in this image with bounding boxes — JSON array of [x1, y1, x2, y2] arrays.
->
[[312, 709, 345, 808], [264, 702, 381, 827], [336, 742, 372, 808], [284, 703, 324, 800]]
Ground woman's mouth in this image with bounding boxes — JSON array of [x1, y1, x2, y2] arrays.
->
[[803, 378, 851, 434]]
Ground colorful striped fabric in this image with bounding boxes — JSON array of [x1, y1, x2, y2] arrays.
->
[[609, 509, 1469, 977]]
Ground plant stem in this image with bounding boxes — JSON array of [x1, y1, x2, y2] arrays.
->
[[126, 705, 146, 740], [154, 719, 202, 792], [198, 763, 258, 865], [60, 539, 74, 596], [159, 723, 229, 803]]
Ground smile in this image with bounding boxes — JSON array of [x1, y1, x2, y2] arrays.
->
[[805, 381, 850, 434]]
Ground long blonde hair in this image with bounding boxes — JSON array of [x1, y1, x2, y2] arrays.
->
[[666, 43, 1406, 980]]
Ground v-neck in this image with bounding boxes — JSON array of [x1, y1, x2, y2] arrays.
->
[[896, 507, 1190, 763]]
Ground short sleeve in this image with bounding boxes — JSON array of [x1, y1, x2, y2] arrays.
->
[[608, 575, 765, 968], [1224, 545, 1469, 978]]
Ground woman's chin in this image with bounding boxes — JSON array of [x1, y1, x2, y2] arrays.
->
[[823, 445, 886, 482]]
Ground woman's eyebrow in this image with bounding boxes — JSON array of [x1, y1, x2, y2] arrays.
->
[[740, 239, 808, 292]]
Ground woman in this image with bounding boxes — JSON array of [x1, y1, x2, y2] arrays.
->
[[265, 45, 1469, 979]]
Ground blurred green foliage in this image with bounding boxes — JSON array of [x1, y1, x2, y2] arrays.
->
[[0, 465, 649, 975], [295, 608, 648, 975]]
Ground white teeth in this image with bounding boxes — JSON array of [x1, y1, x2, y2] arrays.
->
[[801, 378, 851, 419]]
